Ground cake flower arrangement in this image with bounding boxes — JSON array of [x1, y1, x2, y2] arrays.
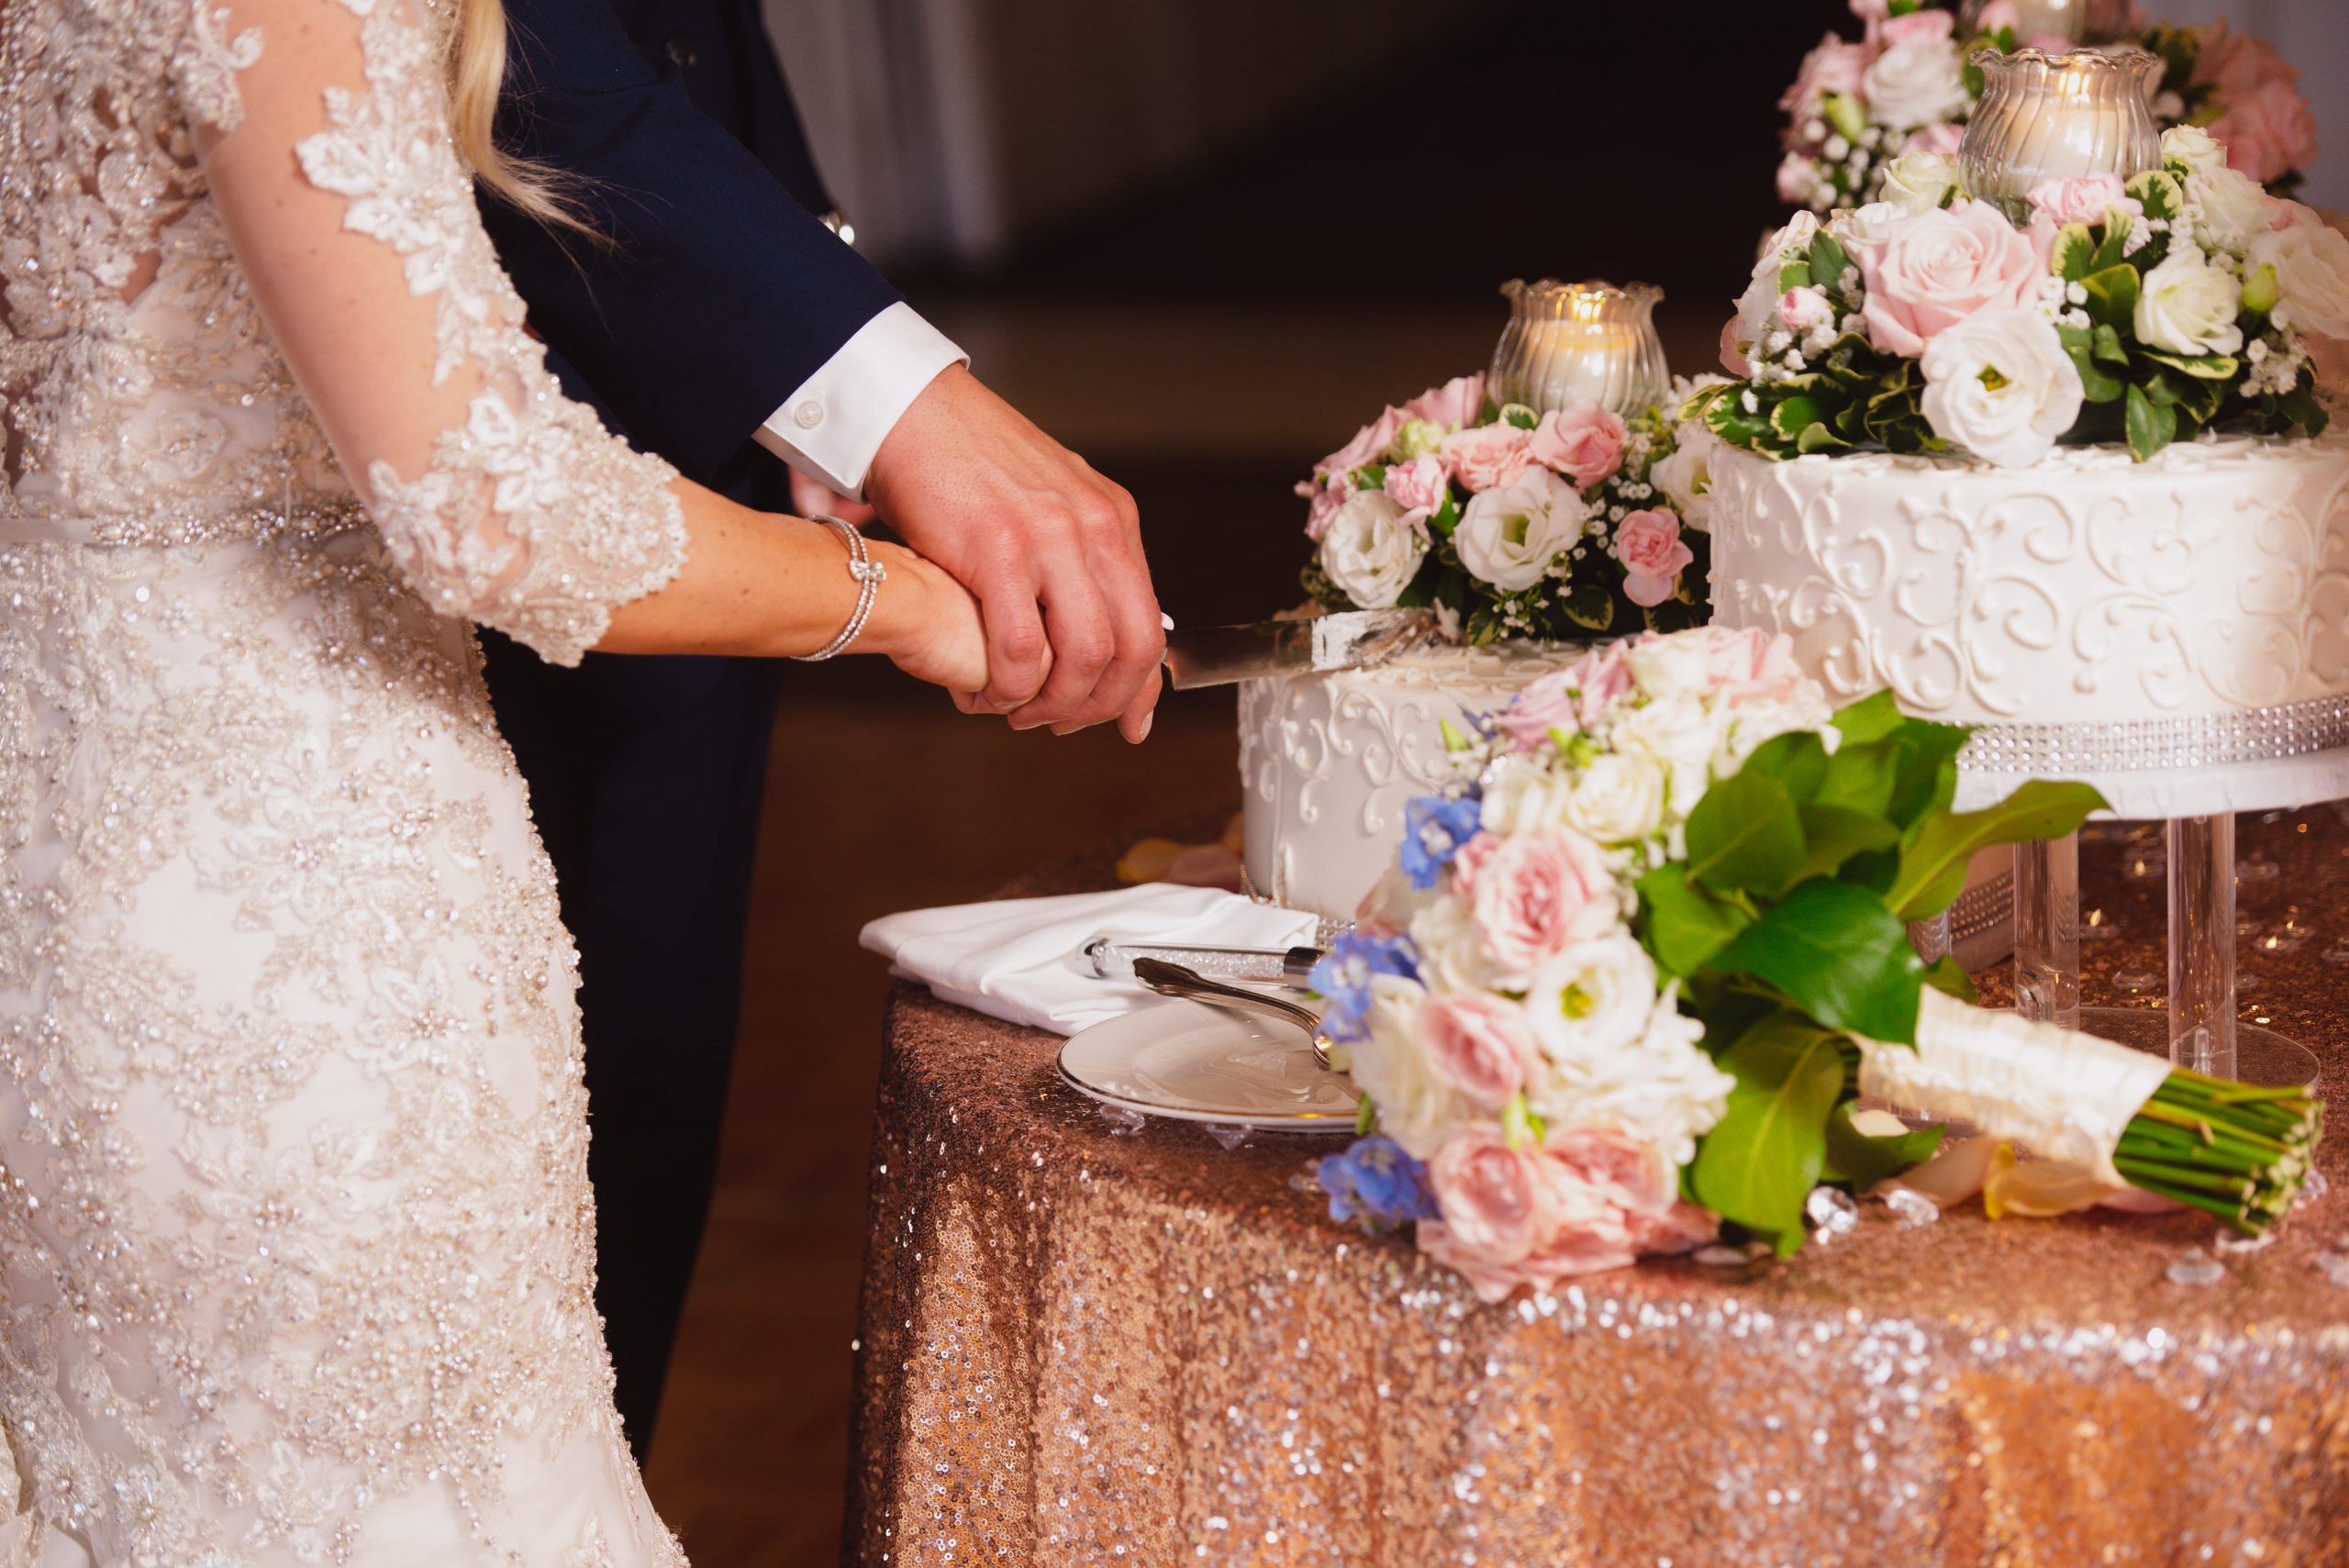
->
[[1695, 124, 2346, 469], [1309, 626, 2319, 1300], [1777, 1, 2314, 214], [1297, 374, 1707, 643]]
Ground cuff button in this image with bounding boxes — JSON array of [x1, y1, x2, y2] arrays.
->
[[793, 400, 825, 430]]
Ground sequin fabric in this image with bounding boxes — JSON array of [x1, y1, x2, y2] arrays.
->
[[851, 811, 2349, 1566], [0, 0, 690, 1560]]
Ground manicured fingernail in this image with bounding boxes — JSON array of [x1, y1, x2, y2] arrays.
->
[[1136, 711, 1154, 743]]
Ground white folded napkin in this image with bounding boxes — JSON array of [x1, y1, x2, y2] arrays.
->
[[860, 884, 1319, 1035]]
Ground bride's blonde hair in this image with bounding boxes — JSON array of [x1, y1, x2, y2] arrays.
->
[[448, 0, 596, 237]]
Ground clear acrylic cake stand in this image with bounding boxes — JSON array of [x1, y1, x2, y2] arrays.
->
[[2010, 817, 2320, 1088]]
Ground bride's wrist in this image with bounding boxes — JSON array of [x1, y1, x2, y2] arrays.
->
[[853, 539, 937, 660]]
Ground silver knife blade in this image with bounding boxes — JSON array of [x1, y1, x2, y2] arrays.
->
[[1161, 608, 1439, 690]]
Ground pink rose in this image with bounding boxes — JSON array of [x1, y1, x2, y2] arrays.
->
[[2210, 79, 2319, 187], [1847, 0, 1888, 42], [1439, 421, 1537, 493], [1879, 7, 1954, 46], [1492, 644, 1633, 752], [1401, 373, 1486, 431], [2192, 18, 2297, 100], [1696, 626, 1806, 706], [1419, 993, 1541, 1112], [1855, 200, 2043, 359], [1383, 453, 1451, 514], [1451, 827, 1618, 977], [1317, 406, 1406, 482], [1900, 122, 1965, 157], [1779, 284, 1837, 335], [1613, 509, 1694, 609], [1974, 0, 2021, 35], [1528, 402, 1628, 489], [1779, 34, 1870, 120], [1564, 642, 1634, 724], [1299, 479, 1348, 541], [2026, 172, 2141, 227], [1419, 1126, 1701, 1301]]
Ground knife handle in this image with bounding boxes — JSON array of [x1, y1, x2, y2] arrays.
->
[[1083, 939, 1322, 988]]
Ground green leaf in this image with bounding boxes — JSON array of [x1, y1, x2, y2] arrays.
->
[[1685, 766, 1807, 898], [2052, 222, 2099, 283], [2126, 381, 2177, 462], [1821, 1104, 1943, 1190], [1771, 395, 1822, 439], [1559, 579, 1616, 631], [1777, 260, 1814, 295], [2079, 263, 2140, 329], [2141, 347, 2239, 382], [1428, 489, 1461, 538], [1713, 879, 1925, 1043], [1809, 231, 1850, 289], [1822, 90, 1867, 146], [1634, 862, 1754, 979], [1687, 1010, 1846, 1255], [1831, 689, 1906, 746], [1885, 719, 1970, 829], [2091, 324, 2131, 367], [1815, 736, 1898, 817], [1738, 728, 1829, 804], [1794, 803, 1902, 884], [1885, 779, 2108, 922], [1795, 420, 1851, 455], [1920, 954, 1978, 1005], [2126, 168, 2184, 223]]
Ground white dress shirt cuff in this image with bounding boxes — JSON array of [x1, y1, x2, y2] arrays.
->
[[752, 302, 967, 501]]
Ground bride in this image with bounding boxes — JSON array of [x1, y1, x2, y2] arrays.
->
[[0, 0, 992, 1559]]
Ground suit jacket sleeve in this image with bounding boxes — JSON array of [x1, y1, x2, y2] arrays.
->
[[481, 0, 903, 485]]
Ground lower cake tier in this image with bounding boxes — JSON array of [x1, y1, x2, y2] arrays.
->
[[1706, 427, 2349, 817], [1238, 643, 1577, 926]]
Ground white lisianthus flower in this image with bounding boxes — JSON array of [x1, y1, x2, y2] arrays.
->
[[1522, 935, 1660, 1073], [1878, 150, 1958, 213], [2249, 206, 2349, 339], [1621, 636, 1713, 702], [1650, 420, 1722, 531], [1317, 489, 1428, 609], [1478, 755, 1577, 839], [2160, 124, 2228, 175], [1713, 692, 1838, 777], [1562, 752, 1667, 848], [1406, 893, 1501, 998], [2186, 166, 2273, 257], [1346, 973, 1457, 1159], [1731, 211, 1822, 370], [1614, 693, 1726, 815], [1861, 35, 1968, 129], [2133, 248, 2245, 357], [1453, 468, 1587, 592], [1531, 990, 1734, 1169], [1828, 199, 1909, 249], [1918, 306, 2087, 469]]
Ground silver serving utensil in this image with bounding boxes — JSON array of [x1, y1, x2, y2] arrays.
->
[[1130, 958, 1335, 1070], [1161, 608, 1440, 690], [1084, 938, 1322, 988]]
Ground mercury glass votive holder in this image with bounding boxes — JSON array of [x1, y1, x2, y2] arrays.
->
[[1959, 46, 2163, 221], [1487, 280, 1670, 418]]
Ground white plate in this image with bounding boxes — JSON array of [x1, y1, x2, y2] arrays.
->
[[1057, 999, 1361, 1131]]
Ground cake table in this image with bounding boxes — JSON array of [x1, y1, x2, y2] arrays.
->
[[845, 808, 2349, 1567]]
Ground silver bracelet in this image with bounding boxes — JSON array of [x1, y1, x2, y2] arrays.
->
[[792, 514, 886, 662]]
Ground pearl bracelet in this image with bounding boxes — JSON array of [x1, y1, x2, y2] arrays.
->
[[792, 514, 887, 662]]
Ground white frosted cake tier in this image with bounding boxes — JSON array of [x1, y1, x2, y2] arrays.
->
[[1239, 642, 1579, 925], [1707, 427, 2349, 818]]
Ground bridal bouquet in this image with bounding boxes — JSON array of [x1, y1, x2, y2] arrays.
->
[[1297, 374, 1707, 643], [1695, 126, 2344, 468], [1309, 627, 2320, 1301], [1776, 2, 2313, 214]]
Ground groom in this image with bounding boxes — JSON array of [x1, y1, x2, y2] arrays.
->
[[478, 0, 1163, 1454]]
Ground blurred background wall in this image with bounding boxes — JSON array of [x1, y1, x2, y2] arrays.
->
[[642, 5, 2348, 1562]]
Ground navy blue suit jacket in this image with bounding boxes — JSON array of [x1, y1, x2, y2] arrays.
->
[[482, 0, 901, 489]]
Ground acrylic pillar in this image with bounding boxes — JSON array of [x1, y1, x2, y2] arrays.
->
[[2165, 813, 2235, 1079], [2012, 832, 2080, 1031]]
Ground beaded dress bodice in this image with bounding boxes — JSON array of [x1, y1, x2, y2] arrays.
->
[[0, 0, 697, 1561]]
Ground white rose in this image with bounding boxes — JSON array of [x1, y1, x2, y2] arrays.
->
[[2160, 124, 2228, 175], [1621, 636, 1712, 702], [1861, 36, 1969, 129], [1477, 756, 1576, 839], [1878, 150, 1958, 213], [1562, 752, 1667, 847], [1731, 212, 1822, 369], [1522, 935, 1659, 1074], [1406, 894, 1501, 997], [1453, 468, 1587, 592], [1613, 693, 1725, 814], [2186, 166, 2273, 257], [1829, 199, 1909, 250], [1651, 420, 1721, 531], [2133, 247, 2245, 357], [1345, 973, 1457, 1159], [2249, 207, 2349, 339], [1714, 693, 1837, 776], [1316, 489, 1428, 609], [1533, 991, 1733, 1167], [1918, 306, 2086, 469]]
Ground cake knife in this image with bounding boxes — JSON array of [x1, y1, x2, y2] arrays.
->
[[1084, 937, 1322, 988], [1160, 607, 1439, 690]]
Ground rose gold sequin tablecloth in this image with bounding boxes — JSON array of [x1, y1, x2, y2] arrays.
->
[[845, 812, 2349, 1567]]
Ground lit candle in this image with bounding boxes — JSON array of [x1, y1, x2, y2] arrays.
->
[[1488, 280, 1670, 417], [1958, 46, 2163, 221]]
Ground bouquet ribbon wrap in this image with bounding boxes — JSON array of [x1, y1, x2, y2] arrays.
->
[[1858, 990, 2175, 1189]]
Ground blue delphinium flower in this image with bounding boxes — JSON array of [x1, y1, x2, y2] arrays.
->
[[1308, 931, 1419, 1045], [1318, 1135, 1439, 1232], [1398, 793, 1482, 890]]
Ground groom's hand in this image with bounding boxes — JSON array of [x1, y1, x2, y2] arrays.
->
[[864, 364, 1163, 742]]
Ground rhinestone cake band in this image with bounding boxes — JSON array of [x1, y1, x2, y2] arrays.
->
[[1959, 695, 2349, 774]]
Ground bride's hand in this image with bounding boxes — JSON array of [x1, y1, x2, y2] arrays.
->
[[874, 544, 991, 695]]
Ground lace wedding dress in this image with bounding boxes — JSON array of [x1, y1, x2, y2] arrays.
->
[[0, 0, 704, 1559]]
